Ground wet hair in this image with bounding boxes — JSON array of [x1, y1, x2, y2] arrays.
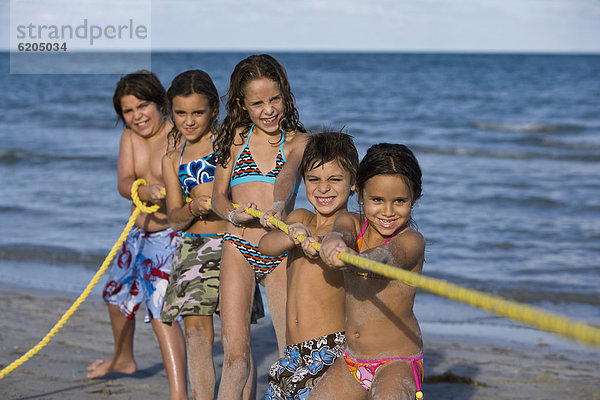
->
[[166, 70, 220, 150], [300, 129, 359, 185], [214, 54, 305, 167], [356, 143, 422, 205], [112, 70, 167, 126]]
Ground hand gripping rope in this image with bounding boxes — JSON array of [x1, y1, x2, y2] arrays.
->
[[0, 179, 160, 379], [2, 185, 600, 380], [256, 210, 600, 350]]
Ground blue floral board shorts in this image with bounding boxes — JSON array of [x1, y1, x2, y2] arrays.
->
[[265, 331, 345, 400], [102, 227, 178, 323]]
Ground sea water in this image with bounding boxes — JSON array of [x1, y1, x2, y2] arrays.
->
[[1, 52, 599, 349]]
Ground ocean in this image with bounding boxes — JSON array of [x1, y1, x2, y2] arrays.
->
[[1, 52, 599, 349]]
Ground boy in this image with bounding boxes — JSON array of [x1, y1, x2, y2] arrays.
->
[[259, 130, 359, 399], [87, 71, 187, 400]]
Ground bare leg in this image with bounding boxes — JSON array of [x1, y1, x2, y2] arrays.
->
[[184, 315, 216, 400], [263, 259, 287, 356], [217, 242, 256, 400], [87, 304, 137, 378], [152, 319, 188, 400], [369, 359, 419, 400], [308, 357, 365, 400], [242, 350, 257, 400]]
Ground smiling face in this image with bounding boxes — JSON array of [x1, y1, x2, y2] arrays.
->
[[304, 160, 355, 217], [171, 93, 213, 142], [241, 77, 284, 135], [120, 94, 164, 138], [360, 174, 413, 239]]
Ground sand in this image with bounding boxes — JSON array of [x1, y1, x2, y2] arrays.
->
[[0, 286, 598, 400]]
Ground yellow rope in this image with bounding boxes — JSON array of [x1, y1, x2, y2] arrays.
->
[[0, 179, 158, 379], [250, 207, 600, 349], [3, 190, 599, 381]]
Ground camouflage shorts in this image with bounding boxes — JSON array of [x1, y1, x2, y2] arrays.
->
[[161, 234, 222, 323]]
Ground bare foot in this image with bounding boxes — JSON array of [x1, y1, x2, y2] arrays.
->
[[86, 358, 137, 378]]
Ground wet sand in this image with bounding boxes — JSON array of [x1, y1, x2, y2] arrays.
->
[[0, 287, 598, 399]]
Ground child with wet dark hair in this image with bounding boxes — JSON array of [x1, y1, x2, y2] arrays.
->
[[260, 130, 359, 399], [311, 143, 425, 400]]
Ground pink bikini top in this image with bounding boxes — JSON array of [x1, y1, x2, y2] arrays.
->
[[355, 220, 404, 252], [354, 220, 405, 278]]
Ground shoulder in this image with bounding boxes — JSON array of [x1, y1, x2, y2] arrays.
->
[[285, 130, 309, 146], [334, 211, 362, 231], [163, 149, 179, 164], [388, 228, 425, 264], [337, 211, 361, 223], [120, 127, 133, 140], [287, 208, 314, 224], [403, 229, 425, 249]]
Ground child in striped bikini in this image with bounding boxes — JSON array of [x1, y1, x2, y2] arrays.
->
[[211, 54, 308, 399], [310, 143, 426, 400]]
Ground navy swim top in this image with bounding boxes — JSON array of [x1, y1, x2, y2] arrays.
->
[[178, 140, 217, 196]]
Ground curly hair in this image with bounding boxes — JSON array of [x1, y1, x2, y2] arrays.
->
[[165, 70, 220, 151], [214, 54, 305, 167]]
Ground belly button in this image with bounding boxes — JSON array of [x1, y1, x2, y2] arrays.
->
[[353, 331, 360, 338]]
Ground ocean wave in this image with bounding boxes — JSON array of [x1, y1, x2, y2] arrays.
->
[[0, 243, 105, 268], [470, 121, 587, 133], [412, 145, 600, 162], [0, 149, 112, 165], [465, 195, 563, 208], [0, 205, 23, 213], [423, 271, 600, 307]]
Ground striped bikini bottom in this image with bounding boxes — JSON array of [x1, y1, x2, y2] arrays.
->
[[222, 233, 286, 281]]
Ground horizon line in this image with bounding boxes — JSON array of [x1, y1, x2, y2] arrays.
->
[[2, 49, 600, 56]]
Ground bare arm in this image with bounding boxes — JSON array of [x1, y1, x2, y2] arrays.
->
[[363, 230, 425, 272], [211, 156, 235, 220], [117, 129, 136, 200], [211, 150, 255, 226], [259, 209, 310, 256], [162, 152, 194, 232], [319, 212, 359, 268], [117, 129, 164, 203], [261, 131, 308, 227]]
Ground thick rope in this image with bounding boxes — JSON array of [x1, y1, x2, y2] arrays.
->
[[0, 179, 157, 379], [3, 192, 599, 380], [251, 207, 600, 349]]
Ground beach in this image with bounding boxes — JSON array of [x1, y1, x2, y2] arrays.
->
[[1, 52, 599, 399], [1, 285, 598, 400]]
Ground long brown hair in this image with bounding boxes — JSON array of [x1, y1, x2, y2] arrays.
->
[[166, 70, 219, 151], [214, 54, 305, 167]]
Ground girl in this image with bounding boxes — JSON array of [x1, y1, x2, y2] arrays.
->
[[211, 54, 308, 399], [159, 70, 224, 400], [88, 71, 188, 400], [310, 143, 425, 399]]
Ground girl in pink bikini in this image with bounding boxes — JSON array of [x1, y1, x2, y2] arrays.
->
[[310, 143, 425, 399]]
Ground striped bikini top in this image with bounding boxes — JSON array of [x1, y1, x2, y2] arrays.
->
[[178, 139, 218, 197], [230, 124, 287, 187]]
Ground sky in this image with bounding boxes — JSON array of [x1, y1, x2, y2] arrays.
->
[[3, 0, 600, 53]]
